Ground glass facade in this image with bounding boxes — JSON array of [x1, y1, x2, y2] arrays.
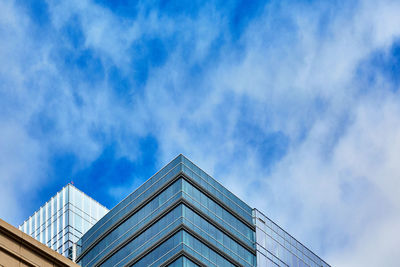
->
[[74, 154, 329, 267], [18, 184, 109, 260], [253, 209, 330, 267], [167, 256, 199, 267]]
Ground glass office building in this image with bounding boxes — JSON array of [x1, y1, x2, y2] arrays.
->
[[19, 184, 109, 260], [76, 155, 330, 267]]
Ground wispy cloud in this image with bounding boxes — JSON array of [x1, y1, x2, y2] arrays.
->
[[1, 0, 400, 265]]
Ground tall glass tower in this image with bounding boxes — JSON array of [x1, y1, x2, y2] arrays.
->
[[19, 184, 109, 260], [76, 155, 330, 267]]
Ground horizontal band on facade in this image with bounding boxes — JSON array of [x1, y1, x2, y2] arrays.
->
[[159, 250, 207, 267]]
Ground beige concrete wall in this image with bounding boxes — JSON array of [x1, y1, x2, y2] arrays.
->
[[0, 219, 79, 267]]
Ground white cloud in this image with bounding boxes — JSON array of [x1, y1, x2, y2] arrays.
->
[[0, 121, 47, 223]]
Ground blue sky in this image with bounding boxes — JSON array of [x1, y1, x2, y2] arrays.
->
[[1, 0, 400, 265]]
